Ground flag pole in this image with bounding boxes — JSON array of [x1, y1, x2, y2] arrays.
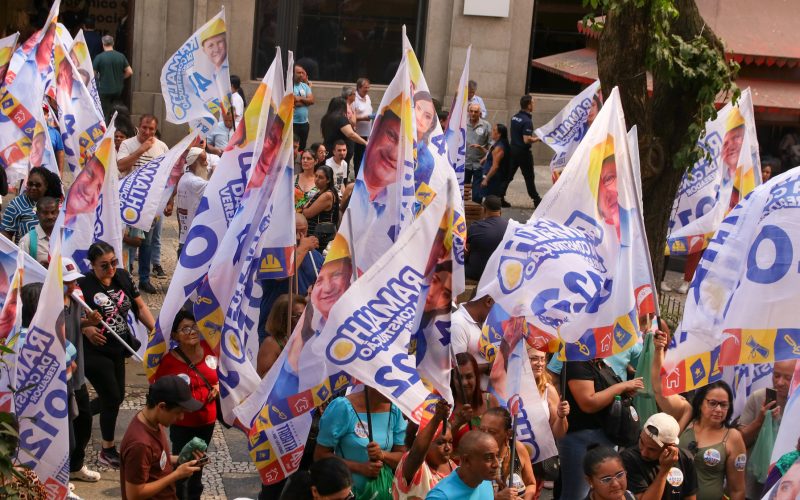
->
[[449, 344, 472, 430], [70, 292, 144, 362], [508, 413, 518, 490]]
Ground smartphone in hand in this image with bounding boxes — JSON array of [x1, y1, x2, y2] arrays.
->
[[765, 388, 777, 406]]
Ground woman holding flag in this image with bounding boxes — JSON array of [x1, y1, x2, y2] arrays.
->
[[450, 352, 499, 447], [479, 407, 537, 499]]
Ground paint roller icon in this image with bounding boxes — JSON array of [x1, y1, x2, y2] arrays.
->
[[784, 334, 800, 355]]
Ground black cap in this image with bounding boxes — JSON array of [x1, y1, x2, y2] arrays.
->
[[148, 375, 203, 412]]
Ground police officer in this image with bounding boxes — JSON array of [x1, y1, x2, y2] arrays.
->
[[505, 95, 541, 207]]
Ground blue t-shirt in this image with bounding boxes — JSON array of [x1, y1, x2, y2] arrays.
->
[[317, 396, 407, 492], [48, 126, 64, 152], [425, 469, 494, 499], [548, 342, 643, 381], [293, 82, 312, 124]]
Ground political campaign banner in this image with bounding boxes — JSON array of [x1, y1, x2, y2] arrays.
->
[[662, 166, 800, 395], [4, 0, 59, 89], [535, 80, 603, 182], [54, 32, 106, 174], [0, 251, 24, 413], [14, 234, 69, 500], [761, 363, 800, 500], [60, 121, 124, 271], [0, 234, 49, 295], [445, 46, 470, 193], [0, 32, 19, 83], [627, 125, 656, 316], [160, 8, 231, 136], [0, 12, 61, 185], [488, 330, 558, 462], [68, 30, 103, 118], [667, 89, 761, 255], [723, 363, 773, 420], [119, 132, 198, 230], [477, 88, 647, 358], [198, 53, 294, 424], [146, 52, 279, 381]]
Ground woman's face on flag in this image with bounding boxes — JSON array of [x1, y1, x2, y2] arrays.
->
[[310, 258, 352, 319], [722, 125, 744, 176], [36, 29, 55, 71], [67, 155, 105, 217], [0, 289, 17, 339], [415, 98, 435, 142], [202, 34, 227, 69], [364, 113, 400, 194], [598, 158, 619, 228], [424, 267, 452, 314], [253, 120, 284, 187], [29, 132, 46, 167], [587, 92, 602, 125]]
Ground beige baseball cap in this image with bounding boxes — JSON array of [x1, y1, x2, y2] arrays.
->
[[643, 412, 680, 447]]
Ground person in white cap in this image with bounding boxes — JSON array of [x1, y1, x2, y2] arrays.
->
[[176, 147, 209, 256], [62, 257, 104, 489], [621, 412, 699, 499]]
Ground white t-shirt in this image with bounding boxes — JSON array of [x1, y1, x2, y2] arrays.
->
[[450, 305, 489, 390], [353, 92, 373, 137], [325, 157, 348, 193], [176, 171, 208, 244], [231, 92, 244, 126], [118, 136, 169, 176]]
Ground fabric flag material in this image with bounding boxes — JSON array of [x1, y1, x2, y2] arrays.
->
[[54, 32, 106, 174], [723, 363, 773, 420], [119, 132, 198, 230], [477, 87, 647, 358], [761, 363, 800, 499], [444, 46, 470, 193], [4, 0, 59, 89], [0, 32, 19, 83], [627, 125, 656, 316], [488, 329, 558, 462], [0, 233, 49, 290], [14, 233, 69, 499], [0, 250, 24, 413], [667, 88, 761, 255], [198, 50, 294, 424], [535, 80, 603, 182], [60, 121, 124, 271], [146, 52, 280, 381], [68, 30, 103, 118], [160, 8, 231, 136], [662, 166, 800, 395]]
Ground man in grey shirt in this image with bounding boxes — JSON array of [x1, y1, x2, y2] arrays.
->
[[465, 103, 491, 202]]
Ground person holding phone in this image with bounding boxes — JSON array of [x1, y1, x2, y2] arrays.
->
[[621, 413, 699, 499]]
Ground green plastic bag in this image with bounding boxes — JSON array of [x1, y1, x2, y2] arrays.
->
[[177, 436, 208, 464], [748, 410, 778, 482], [356, 464, 393, 500], [633, 332, 659, 425]]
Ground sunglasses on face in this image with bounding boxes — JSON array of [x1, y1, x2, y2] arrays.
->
[[27, 181, 43, 188], [598, 470, 626, 485], [96, 258, 119, 270]]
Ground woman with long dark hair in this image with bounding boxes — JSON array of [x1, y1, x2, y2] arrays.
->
[[295, 150, 319, 210], [79, 241, 156, 468], [479, 124, 510, 199], [301, 165, 340, 250], [449, 352, 498, 447], [321, 96, 367, 164], [652, 328, 746, 500]]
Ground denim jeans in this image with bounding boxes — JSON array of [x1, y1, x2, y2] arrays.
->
[[151, 216, 162, 268], [558, 428, 614, 499]]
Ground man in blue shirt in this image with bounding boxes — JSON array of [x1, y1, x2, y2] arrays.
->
[[505, 95, 541, 208], [292, 64, 314, 151], [427, 430, 517, 499]]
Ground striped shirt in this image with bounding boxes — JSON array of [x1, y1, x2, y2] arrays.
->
[[0, 194, 38, 241]]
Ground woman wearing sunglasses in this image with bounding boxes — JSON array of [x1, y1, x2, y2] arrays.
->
[[583, 445, 635, 500], [0, 166, 62, 242], [652, 326, 746, 500], [79, 241, 156, 469], [154, 309, 219, 500]]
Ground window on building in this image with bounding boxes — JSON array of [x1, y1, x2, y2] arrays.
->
[[253, 0, 426, 84]]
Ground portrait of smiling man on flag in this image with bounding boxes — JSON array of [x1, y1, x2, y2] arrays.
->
[[200, 17, 227, 72], [588, 134, 621, 237]]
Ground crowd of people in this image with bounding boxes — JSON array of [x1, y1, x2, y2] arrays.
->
[[2, 36, 800, 500]]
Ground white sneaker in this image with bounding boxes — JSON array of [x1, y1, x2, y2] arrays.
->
[[677, 281, 690, 294], [67, 483, 83, 500], [70, 465, 101, 482], [660, 282, 673, 293]]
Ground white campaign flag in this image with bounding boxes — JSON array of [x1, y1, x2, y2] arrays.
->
[[667, 88, 761, 255], [478, 87, 647, 357], [160, 9, 231, 135], [535, 80, 603, 181], [68, 30, 103, 117], [14, 234, 69, 499], [119, 132, 197, 230], [445, 46, 470, 192], [0, 250, 24, 413]]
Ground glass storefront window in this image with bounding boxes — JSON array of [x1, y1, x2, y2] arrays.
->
[[253, 0, 424, 84]]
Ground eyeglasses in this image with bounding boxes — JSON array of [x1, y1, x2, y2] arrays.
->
[[96, 258, 119, 270], [705, 399, 729, 410], [598, 470, 626, 485], [179, 325, 200, 335], [528, 356, 546, 365]]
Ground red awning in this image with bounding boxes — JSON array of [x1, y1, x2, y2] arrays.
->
[[532, 49, 800, 114]]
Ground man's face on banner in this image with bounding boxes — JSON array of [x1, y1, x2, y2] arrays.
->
[[311, 258, 352, 319], [775, 462, 800, 500], [67, 154, 105, 218], [202, 33, 227, 69], [363, 113, 400, 196], [424, 263, 452, 314], [598, 157, 619, 228], [722, 125, 744, 178], [251, 118, 284, 188], [36, 28, 55, 71]]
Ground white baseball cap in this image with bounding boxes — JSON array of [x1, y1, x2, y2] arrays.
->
[[644, 412, 680, 447], [62, 257, 84, 282]]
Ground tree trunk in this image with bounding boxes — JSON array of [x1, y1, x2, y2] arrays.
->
[[597, 0, 726, 285]]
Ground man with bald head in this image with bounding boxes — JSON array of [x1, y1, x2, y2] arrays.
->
[[426, 430, 518, 499], [739, 359, 798, 498], [257, 213, 324, 343]]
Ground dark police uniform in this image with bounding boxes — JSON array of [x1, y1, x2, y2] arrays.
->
[[507, 109, 541, 204]]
